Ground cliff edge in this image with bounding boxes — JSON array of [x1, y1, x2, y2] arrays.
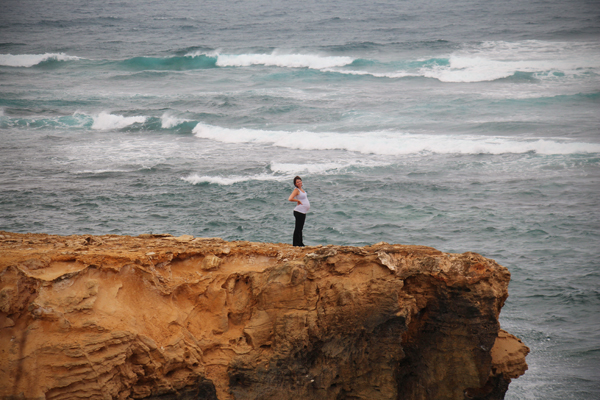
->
[[0, 232, 529, 400]]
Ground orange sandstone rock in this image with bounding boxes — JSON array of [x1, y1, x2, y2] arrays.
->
[[0, 232, 528, 400], [491, 329, 530, 380]]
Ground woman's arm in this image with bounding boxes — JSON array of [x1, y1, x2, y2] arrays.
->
[[288, 188, 302, 205]]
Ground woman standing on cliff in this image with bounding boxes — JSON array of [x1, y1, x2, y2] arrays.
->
[[288, 176, 310, 246]]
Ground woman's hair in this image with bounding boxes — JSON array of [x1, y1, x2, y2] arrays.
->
[[293, 176, 302, 187]]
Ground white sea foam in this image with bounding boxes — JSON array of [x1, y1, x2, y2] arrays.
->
[[422, 56, 515, 83], [421, 56, 579, 83], [214, 52, 354, 69], [193, 123, 600, 155], [321, 40, 600, 83], [91, 112, 147, 131], [422, 40, 600, 83], [181, 173, 285, 185], [269, 160, 387, 174], [470, 40, 600, 63], [161, 113, 188, 129], [184, 40, 600, 82], [269, 162, 347, 174], [322, 68, 418, 79], [73, 169, 130, 174], [186, 49, 220, 58], [0, 53, 81, 67], [182, 161, 383, 186]]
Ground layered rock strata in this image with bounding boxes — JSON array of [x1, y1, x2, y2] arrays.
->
[[0, 232, 529, 400]]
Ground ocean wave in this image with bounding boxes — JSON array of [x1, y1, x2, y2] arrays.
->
[[0, 113, 92, 130], [269, 162, 347, 174], [0, 51, 352, 72], [210, 52, 355, 69], [118, 54, 217, 71], [0, 53, 81, 67], [182, 160, 365, 186], [316, 40, 600, 82], [181, 173, 285, 185], [90, 112, 147, 131], [324, 54, 598, 83], [161, 113, 190, 129], [192, 123, 600, 156], [419, 55, 576, 83], [0, 111, 193, 133], [115, 51, 434, 75], [420, 40, 600, 83], [268, 160, 386, 174], [322, 68, 419, 79], [3, 40, 597, 83], [73, 169, 130, 175], [181, 161, 355, 185]]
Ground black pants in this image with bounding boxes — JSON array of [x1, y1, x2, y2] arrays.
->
[[293, 211, 306, 247]]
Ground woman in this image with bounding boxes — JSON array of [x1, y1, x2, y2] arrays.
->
[[288, 176, 310, 246]]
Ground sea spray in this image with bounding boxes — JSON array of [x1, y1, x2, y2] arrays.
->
[[161, 113, 189, 129], [0, 53, 81, 67], [91, 112, 147, 131]]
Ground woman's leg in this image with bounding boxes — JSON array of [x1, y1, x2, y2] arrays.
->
[[293, 211, 306, 246]]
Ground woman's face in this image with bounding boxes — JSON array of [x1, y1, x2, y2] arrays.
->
[[295, 179, 302, 188]]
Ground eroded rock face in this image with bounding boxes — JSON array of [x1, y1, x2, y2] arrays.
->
[[0, 232, 528, 400]]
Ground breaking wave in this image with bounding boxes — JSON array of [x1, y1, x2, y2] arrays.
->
[[211, 52, 354, 69], [181, 173, 285, 185], [192, 123, 600, 156], [90, 112, 147, 131], [0, 53, 82, 67], [4, 41, 597, 84]]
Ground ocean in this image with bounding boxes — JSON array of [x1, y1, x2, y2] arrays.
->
[[1, 0, 599, 398]]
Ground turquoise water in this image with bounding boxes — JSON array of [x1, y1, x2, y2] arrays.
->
[[1, 0, 600, 398]]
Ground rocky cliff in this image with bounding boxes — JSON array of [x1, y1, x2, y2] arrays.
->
[[0, 232, 529, 400]]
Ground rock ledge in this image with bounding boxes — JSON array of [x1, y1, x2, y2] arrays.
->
[[0, 232, 528, 400]]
